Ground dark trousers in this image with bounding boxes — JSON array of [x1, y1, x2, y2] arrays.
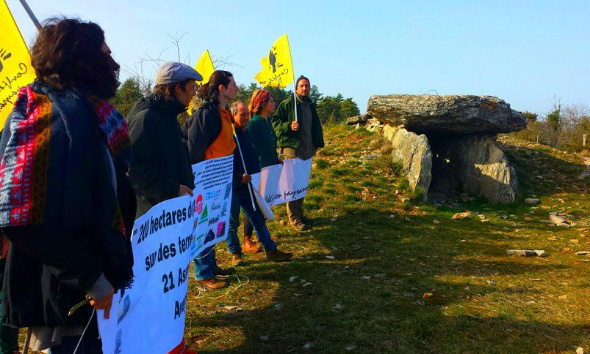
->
[[0, 258, 18, 354]]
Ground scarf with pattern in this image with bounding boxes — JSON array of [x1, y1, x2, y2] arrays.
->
[[0, 82, 130, 235]]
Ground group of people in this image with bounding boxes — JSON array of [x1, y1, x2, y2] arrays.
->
[[0, 17, 324, 354]]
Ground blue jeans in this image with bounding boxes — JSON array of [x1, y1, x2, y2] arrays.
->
[[194, 187, 277, 280], [48, 334, 101, 354], [225, 187, 277, 254], [193, 245, 217, 280]]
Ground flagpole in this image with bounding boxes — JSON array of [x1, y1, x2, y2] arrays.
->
[[18, 0, 41, 30], [233, 132, 257, 212], [287, 34, 298, 123], [292, 82, 298, 122]]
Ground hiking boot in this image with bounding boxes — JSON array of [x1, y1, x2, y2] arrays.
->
[[232, 253, 245, 267], [290, 220, 307, 231], [241, 236, 261, 253], [266, 249, 292, 262], [213, 267, 235, 276], [301, 217, 314, 226], [196, 277, 228, 290]]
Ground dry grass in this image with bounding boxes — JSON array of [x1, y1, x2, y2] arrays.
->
[[24, 125, 590, 353]]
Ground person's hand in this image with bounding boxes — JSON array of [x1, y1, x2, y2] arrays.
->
[[178, 184, 194, 196], [290, 121, 299, 131], [241, 174, 252, 184], [88, 288, 114, 319]]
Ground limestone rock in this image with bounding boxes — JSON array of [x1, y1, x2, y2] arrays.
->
[[382, 125, 432, 199], [367, 94, 526, 134], [507, 249, 547, 257], [549, 215, 567, 225], [346, 114, 369, 125], [432, 134, 517, 203], [452, 212, 471, 220], [366, 118, 382, 132]]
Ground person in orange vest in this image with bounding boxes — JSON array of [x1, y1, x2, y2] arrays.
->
[[183, 71, 239, 290]]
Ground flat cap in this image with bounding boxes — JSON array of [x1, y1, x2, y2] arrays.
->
[[155, 61, 202, 85]]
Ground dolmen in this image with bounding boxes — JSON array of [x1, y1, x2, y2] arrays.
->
[[364, 95, 526, 203]]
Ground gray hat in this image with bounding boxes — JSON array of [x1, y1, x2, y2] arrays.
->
[[155, 61, 203, 85]]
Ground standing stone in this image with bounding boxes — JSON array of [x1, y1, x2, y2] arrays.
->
[[433, 134, 517, 203], [382, 125, 432, 199]]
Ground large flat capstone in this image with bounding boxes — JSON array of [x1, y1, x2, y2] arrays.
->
[[367, 95, 526, 135]]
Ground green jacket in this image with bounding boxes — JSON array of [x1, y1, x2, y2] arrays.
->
[[271, 95, 324, 150], [246, 115, 280, 168]]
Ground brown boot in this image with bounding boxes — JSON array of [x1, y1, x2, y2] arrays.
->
[[242, 236, 261, 253], [266, 249, 292, 262], [290, 220, 307, 231], [232, 252, 245, 267], [196, 277, 228, 290]]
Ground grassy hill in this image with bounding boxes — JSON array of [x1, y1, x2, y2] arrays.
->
[[184, 124, 590, 353]]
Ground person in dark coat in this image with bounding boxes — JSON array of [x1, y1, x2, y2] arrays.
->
[[127, 61, 201, 354], [127, 62, 201, 217], [226, 99, 291, 266], [0, 18, 134, 353]]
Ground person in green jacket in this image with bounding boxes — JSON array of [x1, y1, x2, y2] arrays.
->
[[272, 76, 324, 231], [247, 89, 282, 169]]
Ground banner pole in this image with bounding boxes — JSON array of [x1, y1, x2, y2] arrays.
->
[[233, 133, 257, 211], [293, 82, 298, 122], [18, 0, 41, 30]]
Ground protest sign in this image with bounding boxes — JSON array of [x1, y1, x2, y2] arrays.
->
[[251, 157, 312, 207], [98, 155, 233, 353], [189, 155, 233, 258], [0, 1, 36, 126]]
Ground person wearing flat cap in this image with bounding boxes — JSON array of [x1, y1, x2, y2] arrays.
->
[[127, 61, 202, 217], [127, 63, 201, 354]]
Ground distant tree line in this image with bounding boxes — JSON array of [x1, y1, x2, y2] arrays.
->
[[510, 101, 590, 151], [112, 77, 360, 124]]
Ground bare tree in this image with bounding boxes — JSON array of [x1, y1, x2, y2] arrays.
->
[[120, 32, 242, 96]]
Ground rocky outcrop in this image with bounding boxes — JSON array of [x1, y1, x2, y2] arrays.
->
[[383, 125, 432, 198], [369, 94, 524, 203], [368, 95, 526, 135]]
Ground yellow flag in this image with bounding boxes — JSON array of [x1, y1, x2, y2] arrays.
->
[[254, 34, 294, 88], [188, 50, 216, 114], [0, 0, 36, 127], [195, 50, 215, 86]]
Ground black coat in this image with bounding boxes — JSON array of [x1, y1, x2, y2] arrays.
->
[[182, 100, 222, 164], [128, 96, 195, 217]]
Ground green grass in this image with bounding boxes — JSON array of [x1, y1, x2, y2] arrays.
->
[[181, 126, 590, 353]]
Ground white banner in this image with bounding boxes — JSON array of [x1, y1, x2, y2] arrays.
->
[[251, 157, 312, 207], [98, 155, 233, 354]]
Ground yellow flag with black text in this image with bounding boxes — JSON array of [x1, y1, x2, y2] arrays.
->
[[195, 50, 215, 86], [0, 0, 36, 127], [254, 34, 294, 88]]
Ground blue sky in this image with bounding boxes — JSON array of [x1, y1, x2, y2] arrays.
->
[[6, 0, 590, 115]]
